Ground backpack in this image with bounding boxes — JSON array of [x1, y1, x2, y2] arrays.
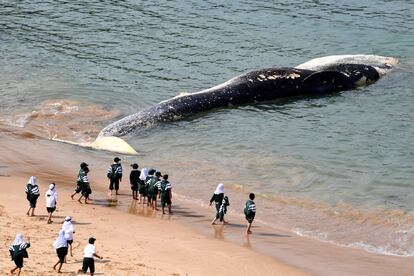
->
[[160, 180, 169, 193], [147, 177, 157, 194], [26, 184, 37, 201], [108, 164, 118, 179], [244, 200, 252, 217], [26, 184, 33, 197], [10, 245, 28, 260]]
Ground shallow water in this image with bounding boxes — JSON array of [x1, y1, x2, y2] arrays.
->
[[1, 0, 414, 256]]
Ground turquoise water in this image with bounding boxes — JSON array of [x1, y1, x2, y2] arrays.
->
[[1, 1, 414, 255]]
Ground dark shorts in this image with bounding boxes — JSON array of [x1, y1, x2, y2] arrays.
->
[[109, 178, 120, 190], [161, 195, 171, 207], [47, 207, 56, 213], [82, 257, 95, 273], [29, 198, 38, 208], [14, 256, 24, 268], [27, 194, 39, 208], [56, 247, 68, 262], [139, 186, 147, 196], [147, 193, 157, 201], [75, 184, 82, 193], [82, 185, 92, 197], [131, 184, 138, 191], [245, 214, 255, 224], [67, 240, 73, 245]]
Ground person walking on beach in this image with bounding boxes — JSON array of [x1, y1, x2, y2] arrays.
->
[[9, 234, 31, 276], [71, 162, 89, 202], [52, 229, 68, 273], [129, 163, 140, 200], [147, 171, 161, 210], [244, 193, 256, 234], [79, 163, 92, 204], [145, 169, 155, 206], [209, 183, 225, 225], [62, 216, 75, 257], [45, 183, 58, 224], [107, 157, 122, 195], [138, 168, 148, 204], [158, 174, 173, 214], [78, 237, 103, 276], [25, 176, 40, 217]]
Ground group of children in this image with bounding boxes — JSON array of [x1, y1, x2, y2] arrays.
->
[[131, 167, 173, 215], [209, 183, 257, 234], [13, 157, 256, 275], [69, 157, 174, 215], [15, 175, 103, 275], [24, 176, 58, 224]]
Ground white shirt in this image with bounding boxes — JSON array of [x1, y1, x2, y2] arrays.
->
[[83, 244, 96, 258], [62, 221, 74, 240], [45, 190, 57, 208]]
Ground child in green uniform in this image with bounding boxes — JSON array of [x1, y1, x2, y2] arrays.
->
[[147, 170, 161, 210], [9, 233, 31, 276], [244, 193, 256, 234], [25, 176, 40, 217], [158, 174, 172, 214], [209, 183, 225, 225]]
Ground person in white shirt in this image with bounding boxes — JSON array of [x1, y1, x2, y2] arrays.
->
[[78, 237, 103, 276], [52, 229, 68, 273], [45, 183, 58, 224], [62, 216, 75, 257]]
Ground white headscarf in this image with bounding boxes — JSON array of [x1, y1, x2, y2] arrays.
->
[[214, 183, 224, 194], [13, 233, 24, 246], [62, 217, 74, 240], [53, 229, 67, 249], [139, 168, 149, 181], [11, 233, 28, 250], [28, 176, 36, 186]]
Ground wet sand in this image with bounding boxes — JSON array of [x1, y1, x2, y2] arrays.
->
[[0, 130, 413, 275]]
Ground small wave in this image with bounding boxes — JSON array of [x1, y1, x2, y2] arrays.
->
[[0, 99, 120, 143]]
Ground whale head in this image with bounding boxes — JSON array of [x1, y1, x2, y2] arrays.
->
[[295, 54, 399, 77]]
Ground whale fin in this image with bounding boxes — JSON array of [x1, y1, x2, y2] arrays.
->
[[90, 136, 138, 155], [51, 136, 138, 155], [303, 71, 351, 91]]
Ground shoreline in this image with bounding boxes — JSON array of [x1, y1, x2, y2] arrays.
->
[[1, 131, 414, 275]]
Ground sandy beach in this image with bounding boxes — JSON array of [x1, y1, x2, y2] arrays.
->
[[1, 130, 414, 276], [0, 131, 306, 276]]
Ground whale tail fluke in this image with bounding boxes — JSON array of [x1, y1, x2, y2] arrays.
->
[[51, 136, 138, 155]]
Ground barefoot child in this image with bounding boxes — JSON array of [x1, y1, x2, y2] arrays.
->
[[209, 183, 224, 225], [62, 216, 75, 257], [71, 162, 88, 201], [52, 229, 68, 273], [129, 163, 140, 200], [138, 168, 149, 204], [158, 174, 173, 214], [9, 234, 31, 276], [25, 176, 40, 217], [244, 193, 256, 234], [45, 183, 58, 224], [78, 237, 103, 276]]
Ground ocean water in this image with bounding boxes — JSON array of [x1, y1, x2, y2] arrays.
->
[[1, 0, 414, 256]]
